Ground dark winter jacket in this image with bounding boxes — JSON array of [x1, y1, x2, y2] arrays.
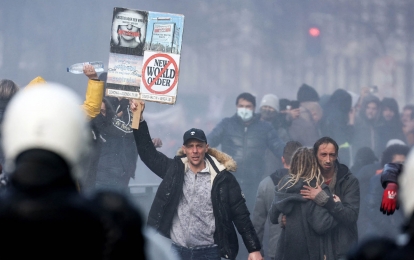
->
[[95, 105, 138, 191], [380, 162, 403, 188], [207, 113, 285, 185], [133, 120, 261, 260], [270, 177, 337, 260], [323, 163, 360, 259]]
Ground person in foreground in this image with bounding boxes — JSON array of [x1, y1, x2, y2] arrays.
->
[[130, 99, 263, 260], [301, 137, 360, 259], [270, 147, 337, 260], [0, 83, 146, 259]]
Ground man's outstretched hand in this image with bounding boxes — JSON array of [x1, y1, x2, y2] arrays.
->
[[380, 182, 399, 215]]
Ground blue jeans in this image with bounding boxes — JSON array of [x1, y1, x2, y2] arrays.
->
[[171, 243, 220, 260]]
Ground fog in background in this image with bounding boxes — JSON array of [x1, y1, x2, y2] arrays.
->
[[2, 0, 414, 186]]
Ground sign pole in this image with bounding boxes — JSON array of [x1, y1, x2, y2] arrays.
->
[[131, 100, 142, 130]]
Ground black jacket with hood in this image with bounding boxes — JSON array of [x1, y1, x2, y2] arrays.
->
[[376, 97, 406, 155], [352, 94, 381, 158], [324, 163, 360, 259], [133, 120, 261, 260], [320, 89, 354, 166]]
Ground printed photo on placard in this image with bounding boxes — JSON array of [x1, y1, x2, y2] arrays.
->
[[144, 12, 184, 55], [110, 7, 148, 56], [106, 53, 143, 95]]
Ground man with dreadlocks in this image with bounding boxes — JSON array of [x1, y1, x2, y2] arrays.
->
[[269, 147, 337, 260], [300, 137, 360, 259]]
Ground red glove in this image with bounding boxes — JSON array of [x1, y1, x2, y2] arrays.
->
[[380, 183, 399, 215]]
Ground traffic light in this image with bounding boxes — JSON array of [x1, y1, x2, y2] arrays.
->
[[306, 26, 322, 55]]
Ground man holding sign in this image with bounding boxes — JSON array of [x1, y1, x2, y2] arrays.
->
[[130, 99, 263, 260]]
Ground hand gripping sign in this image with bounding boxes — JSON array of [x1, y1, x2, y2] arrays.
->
[[140, 51, 180, 104]]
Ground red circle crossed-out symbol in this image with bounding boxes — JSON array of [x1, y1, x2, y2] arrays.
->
[[141, 53, 179, 95]]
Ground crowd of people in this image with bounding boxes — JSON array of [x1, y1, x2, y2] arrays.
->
[[0, 65, 414, 260]]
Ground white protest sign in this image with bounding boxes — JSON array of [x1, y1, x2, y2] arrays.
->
[[140, 51, 180, 104]]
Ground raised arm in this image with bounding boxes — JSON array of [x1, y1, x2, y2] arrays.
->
[[130, 100, 173, 179], [82, 64, 104, 120]]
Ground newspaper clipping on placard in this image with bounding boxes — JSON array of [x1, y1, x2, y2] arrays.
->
[[105, 7, 184, 104]]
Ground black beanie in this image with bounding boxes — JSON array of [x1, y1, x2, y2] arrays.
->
[[297, 84, 320, 103]]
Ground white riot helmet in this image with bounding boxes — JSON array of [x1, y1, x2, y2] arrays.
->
[[1, 83, 90, 180], [399, 147, 414, 218]]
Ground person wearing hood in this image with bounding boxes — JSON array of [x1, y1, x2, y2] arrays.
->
[[350, 147, 378, 174], [289, 83, 323, 147], [87, 73, 161, 193], [320, 89, 354, 167], [376, 98, 406, 156], [0, 83, 146, 260], [352, 94, 381, 159], [130, 99, 263, 260], [207, 92, 285, 212]]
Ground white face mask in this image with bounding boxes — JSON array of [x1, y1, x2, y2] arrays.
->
[[237, 107, 253, 122]]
